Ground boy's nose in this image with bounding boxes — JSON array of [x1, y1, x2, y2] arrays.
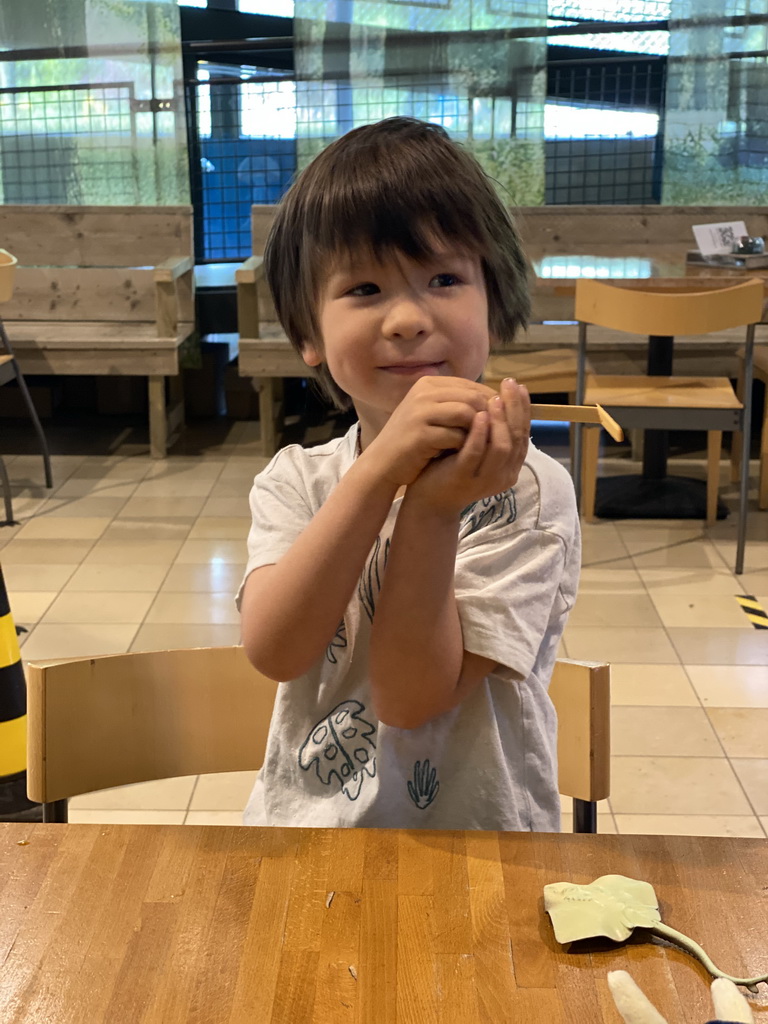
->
[[382, 298, 433, 340]]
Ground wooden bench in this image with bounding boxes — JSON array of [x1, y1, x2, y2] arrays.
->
[[237, 204, 768, 453], [0, 205, 195, 458]]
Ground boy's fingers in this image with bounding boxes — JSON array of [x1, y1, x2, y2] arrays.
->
[[501, 378, 531, 437], [455, 410, 488, 471]]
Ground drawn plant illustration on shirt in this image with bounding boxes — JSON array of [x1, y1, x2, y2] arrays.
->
[[358, 533, 391, 620], [459, 490, 517, 539], [407, 759, 440, 809], [326, 619, 347, 664], [299, 700, 377, 801]]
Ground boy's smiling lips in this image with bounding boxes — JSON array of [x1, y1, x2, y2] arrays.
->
[[379, 361, 446, 376]]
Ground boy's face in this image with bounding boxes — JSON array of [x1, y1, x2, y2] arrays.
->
[[302, 242, 493, 436]]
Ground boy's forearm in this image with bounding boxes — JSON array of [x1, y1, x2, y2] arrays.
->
[[368, 495, 467, 729], [241, 458, 398, 680]]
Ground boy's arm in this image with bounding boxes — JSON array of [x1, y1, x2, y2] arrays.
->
[[369, 381, 530, 729], [240, 377, 494, 681]]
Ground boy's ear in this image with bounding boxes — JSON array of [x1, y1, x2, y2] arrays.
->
[[300, 340, 323, 367]]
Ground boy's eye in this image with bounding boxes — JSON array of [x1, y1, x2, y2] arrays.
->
[[347, 282, 380, 297], [430, 273, 461, 288]]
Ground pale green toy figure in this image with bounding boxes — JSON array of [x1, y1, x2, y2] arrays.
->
[[543, 875, 768, 993]]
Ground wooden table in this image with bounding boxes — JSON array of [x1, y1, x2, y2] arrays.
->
[[2, 824, 767, 1023]]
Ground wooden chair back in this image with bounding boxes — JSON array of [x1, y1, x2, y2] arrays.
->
[[26, 647, 610, 830], [575, 277, 765, 337]]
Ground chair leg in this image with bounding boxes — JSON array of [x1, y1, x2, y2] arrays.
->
[[42, 799, 68, 823], [572, 798, 597, 834], [0, 320, 53, 489], [760, 401, 768, 510], [0, 454, 15, 525], [148, 375, 167, 459], [581, 427, 601, 523], [706, 430, 722, 525], [731, 361, 745, 484]]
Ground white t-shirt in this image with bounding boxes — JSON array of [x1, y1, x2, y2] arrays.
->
[[238, 423, 580, 831]]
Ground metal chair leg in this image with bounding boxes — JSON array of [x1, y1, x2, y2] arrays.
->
[[0, 454, 15, 525], [42, 799, 69, 823], [0, 318, 53, 489], [572, 798, 597, 834], [736, 324, 755, 575]]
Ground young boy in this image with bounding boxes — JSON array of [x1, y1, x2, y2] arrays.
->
[[238, 116, 580, 831]]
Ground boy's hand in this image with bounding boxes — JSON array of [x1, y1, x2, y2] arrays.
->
[[363, 376, 498, 487], [404, 378, 531, 516]]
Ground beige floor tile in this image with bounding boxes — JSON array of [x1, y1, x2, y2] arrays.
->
[[610, 664, 699, 706], [144, 591, 240, 625], [668, 628, 768, 666], [42, 590, 156, 625], [208, 478, 256, 499], [199, 496, 252, 518], [82, 538, 184, 565], [174, 538, 247, 564], [7, 591, 58, 624], [738, 571, 768, 594], [70, 457, 152, 482], [21, 622, 139, 660], [567, 593, 662, 628], [686, 665, 768, 707], [219, 458, 268, 481], [730, 759, 768, 815], [647, 591, 749, 629], [637, 567, 744, 594], [41, 496, 129, 518], [0, 539, 96, 564], [69, 776, 197, 810], [616, 522, 705, 556], [632, 540, 728, 569], [160, 562, 246, 593], [2, 495, 49, 521], [143, 459, 226, 481], [67, 809, 186, 825], [578, 567, 645, 592], [579, 523, 630, 567], [609, 756, 753, 815], [760, 817, 768, 835], [53, 478, 138, 499], [189, 771, 258, 811], [712, 539, 768, 570], [64, 562, 170, 593], [613, 814, 765, 838], [99, 519, 194, 542], [130, 622, 241, 652], [611, 706, 721, 757], [185, 811, 246, 826], [188, 517, 252, 540], [132, 477, 217, 499], [1, 563, 78, 592], [117, 496, 207, 519], [563, 627, 678, 664], [705, 708, 768, 758], [13, 516, 112, 541]]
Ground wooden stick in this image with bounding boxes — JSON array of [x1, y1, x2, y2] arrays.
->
[[531, 403, 624, 443]]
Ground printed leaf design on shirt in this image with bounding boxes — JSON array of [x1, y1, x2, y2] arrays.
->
[[407, 759, 440, 810], [358, 533, 391, 621], [459, 490, 517, 539], [326, 619, 347, 664], [299, 700, 377, 802]]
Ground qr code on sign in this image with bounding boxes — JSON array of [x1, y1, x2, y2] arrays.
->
[[716, 226, 737, 247]]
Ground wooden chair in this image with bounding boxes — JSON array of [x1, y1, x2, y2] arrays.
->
[[731, 343, 768, 510], [574, 278, 764, 573], [0, 249, 53, 525], [26, 646, 610, 834]]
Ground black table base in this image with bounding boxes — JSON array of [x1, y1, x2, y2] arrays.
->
[[594, 474, 729, 521]]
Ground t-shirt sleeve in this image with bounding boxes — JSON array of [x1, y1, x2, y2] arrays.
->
[[236, 449, 314, 609], [454, 515, 572, 681]]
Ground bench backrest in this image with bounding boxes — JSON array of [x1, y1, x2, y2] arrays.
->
[[0, 204, 193, 268], [252, 202, 768, 260]]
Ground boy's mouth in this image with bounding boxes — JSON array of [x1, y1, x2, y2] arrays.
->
[[380, 362, 445, 376]]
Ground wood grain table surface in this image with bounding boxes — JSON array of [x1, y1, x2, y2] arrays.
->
[[1, 823, 766, 1024]]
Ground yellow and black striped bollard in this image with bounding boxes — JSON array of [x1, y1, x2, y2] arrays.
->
[[0, 564, 41, 821]]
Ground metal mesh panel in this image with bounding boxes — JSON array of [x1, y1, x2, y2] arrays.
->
[[0, 83, 138, 205]]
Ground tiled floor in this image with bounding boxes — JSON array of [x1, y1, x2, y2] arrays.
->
[[2, 418, 767, 837]]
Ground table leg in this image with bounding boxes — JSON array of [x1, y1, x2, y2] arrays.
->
[[641, 334, 673, 480]]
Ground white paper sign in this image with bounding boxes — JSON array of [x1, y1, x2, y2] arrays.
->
[[692, 221, 748, 256]]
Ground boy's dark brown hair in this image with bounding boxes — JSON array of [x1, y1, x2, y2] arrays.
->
[[264, 116, 531, 409]]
